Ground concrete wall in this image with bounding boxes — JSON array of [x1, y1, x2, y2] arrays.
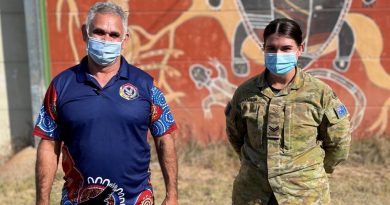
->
[[0, 0, 32, 162], [44, 0, 390, 141]]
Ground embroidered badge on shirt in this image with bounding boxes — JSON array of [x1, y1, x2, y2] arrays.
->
[[269, 126, 279, 132], [119, 83, 139, 100], [335, 104, 348, 118]]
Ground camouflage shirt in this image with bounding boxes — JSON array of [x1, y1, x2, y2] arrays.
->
[[226, 68, 351, 205]]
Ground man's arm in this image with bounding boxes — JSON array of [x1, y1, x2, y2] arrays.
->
[[36, 139, 61, 205], [154, 134, 178, 205]]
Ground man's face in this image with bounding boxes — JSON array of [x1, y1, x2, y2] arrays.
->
[[89, 13, 125, 43]]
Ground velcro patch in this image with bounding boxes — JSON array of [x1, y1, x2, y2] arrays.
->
[[334, 104, 348, 118]]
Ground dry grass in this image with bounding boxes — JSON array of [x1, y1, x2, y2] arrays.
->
[[0, 137, 390, 204]]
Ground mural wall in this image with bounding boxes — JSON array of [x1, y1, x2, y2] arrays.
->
[[46, 0, 390, 141]]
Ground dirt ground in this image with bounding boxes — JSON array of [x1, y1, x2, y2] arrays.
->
[[1, 145, 390, 205]]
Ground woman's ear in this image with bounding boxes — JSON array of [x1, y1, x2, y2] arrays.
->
[[297, 43, 304, 57]]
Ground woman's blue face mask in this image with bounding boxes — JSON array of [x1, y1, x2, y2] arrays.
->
[[87, 37, 122, 66], [264, 52, 297, 76]]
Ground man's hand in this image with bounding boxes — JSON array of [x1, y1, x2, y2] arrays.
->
[[154, 134, 178, 205], [36, 139, 61, 205], [161, 195, 178, 205]]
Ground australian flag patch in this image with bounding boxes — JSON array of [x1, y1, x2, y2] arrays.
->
[[335, 104, 348, 118]]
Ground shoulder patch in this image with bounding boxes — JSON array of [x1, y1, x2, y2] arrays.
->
[[334, 104, 348, 118]]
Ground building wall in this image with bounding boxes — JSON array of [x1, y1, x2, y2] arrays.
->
[[0, 0, 32, 162], [45, 0, 390, 142], [0, 5, 11, 161]]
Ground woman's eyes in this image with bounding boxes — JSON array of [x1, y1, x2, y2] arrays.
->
[[265, 47, 293, 52]]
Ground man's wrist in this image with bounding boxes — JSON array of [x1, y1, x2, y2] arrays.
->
[[36, 198, 50, 205], [166, 191, 178, 200]]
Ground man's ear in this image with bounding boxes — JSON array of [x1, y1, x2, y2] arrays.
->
[[121, 32, 130, 49], [81, 24, 88, 42]]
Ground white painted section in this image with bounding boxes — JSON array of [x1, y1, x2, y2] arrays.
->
[[0, 13, 12, 161]]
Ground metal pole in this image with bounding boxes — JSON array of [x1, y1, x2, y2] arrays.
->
[[23, 0, 47, 147]]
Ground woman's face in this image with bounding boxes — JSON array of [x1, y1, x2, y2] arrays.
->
[[264, 34, 303, 57]]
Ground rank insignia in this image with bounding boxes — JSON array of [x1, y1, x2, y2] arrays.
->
[[269, 126, 279, 132]]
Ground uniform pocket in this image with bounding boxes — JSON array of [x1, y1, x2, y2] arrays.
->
[[283, 103, 320, 152], [241, 101, 265, 150]]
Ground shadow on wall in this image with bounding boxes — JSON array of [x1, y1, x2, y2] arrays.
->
[[0, 0, 34, 154]]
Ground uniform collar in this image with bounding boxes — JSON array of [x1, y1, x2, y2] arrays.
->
[[76, 56, 130, 83], [256, 68, 304, 97], [256, 67, 304, 90], [289, 67, 304, 90]]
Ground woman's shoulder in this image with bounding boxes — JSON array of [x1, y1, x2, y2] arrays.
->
[[238, 74, 262, 89], [231, 73, 263, 103], [301, 70, 333, 92]]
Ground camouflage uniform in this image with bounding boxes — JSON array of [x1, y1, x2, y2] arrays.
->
[[226, 68, 351, 205]]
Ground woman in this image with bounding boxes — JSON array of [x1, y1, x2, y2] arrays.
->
[[225, 18, 351, 205]]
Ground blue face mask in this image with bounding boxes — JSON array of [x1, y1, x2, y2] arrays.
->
[[264, 52, 297, 75], [87, 37, 122, 66]]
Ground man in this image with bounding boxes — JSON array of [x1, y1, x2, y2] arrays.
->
[[34, 2, 178, 205]]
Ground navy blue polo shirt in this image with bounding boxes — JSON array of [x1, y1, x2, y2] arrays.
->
[[33, 56, 176, 205]]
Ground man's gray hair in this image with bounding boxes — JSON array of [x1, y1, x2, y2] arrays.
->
[[86, 2, 128, 35]]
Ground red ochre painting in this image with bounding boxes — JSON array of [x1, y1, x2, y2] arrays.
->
[[46, 0, 390, 141]]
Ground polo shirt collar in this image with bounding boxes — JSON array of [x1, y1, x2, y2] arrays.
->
[[76, 56, 130, 83]]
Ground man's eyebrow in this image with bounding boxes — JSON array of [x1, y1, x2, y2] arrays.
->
[[92, 28, 105, 33]]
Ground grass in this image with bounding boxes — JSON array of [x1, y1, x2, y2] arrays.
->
[[0, 136, 389, 204]]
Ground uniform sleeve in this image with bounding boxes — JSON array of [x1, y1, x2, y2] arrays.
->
[[149, 85, 177, 137], [319, 91, 351, 173], [32, 82, 60, 141], [225, 96, 245, 156]]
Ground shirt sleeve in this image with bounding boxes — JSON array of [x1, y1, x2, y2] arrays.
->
[[149, 85, 177, 137], [32, 82, 60, 140], [225, 96, 245, 156], [319, 91, 352, 173]]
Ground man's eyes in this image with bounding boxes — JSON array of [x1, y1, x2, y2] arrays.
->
[[109, 33, 121, 38], [92, 29, 121, 38]]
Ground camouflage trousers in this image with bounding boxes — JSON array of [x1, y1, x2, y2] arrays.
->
[[232, 159, 330, 205]]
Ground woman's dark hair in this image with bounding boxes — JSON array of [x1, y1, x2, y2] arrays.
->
[[263, 18, 303, 46]]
